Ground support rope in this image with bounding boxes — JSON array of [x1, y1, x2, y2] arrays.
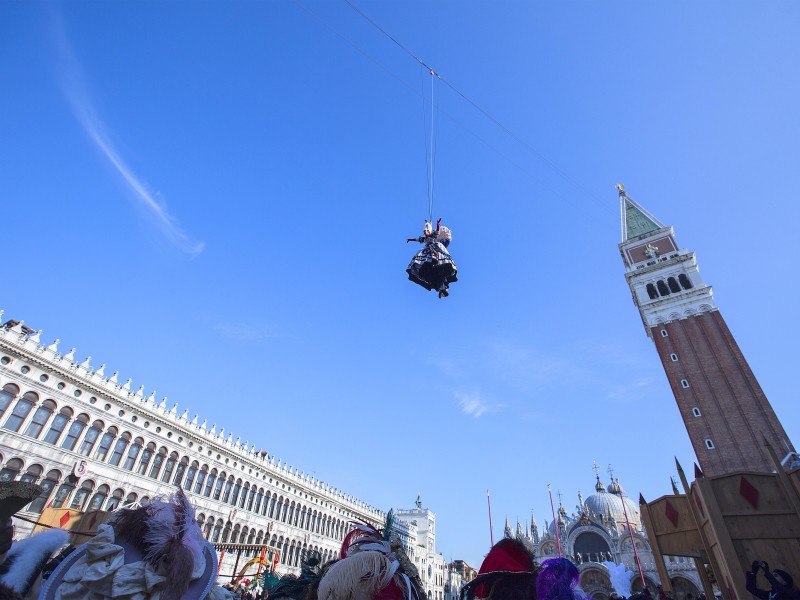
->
[[427, 69, 437, 222]]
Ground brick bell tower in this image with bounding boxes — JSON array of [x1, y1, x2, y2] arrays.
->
[[617, 184, 794, 476]]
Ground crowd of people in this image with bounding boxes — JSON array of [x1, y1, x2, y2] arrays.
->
[[0, 482, 797, 600]]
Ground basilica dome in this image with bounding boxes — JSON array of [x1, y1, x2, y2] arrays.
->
[[584, 478, 641, 528]]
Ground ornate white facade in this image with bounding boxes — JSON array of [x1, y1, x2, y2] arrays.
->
[[506, 476, 702, 600], [0, 314, 386, 580], [394, 498, 455, 600]]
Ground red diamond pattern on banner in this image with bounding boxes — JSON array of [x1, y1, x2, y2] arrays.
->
[[665, 500, 679, 528], [59, 511, 71, 528], [739, 476, 759, 509], [694, 493, 705, 517]]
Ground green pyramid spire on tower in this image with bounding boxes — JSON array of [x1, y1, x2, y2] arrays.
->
[[617, 184, 665, 241]]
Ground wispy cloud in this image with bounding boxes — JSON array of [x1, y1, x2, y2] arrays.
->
[[483, 339, 591, 387], [455, 391, 504, 418], [605, 378, 652, 404], [52, 15, 204, 257], [431, 336, 660, 420]]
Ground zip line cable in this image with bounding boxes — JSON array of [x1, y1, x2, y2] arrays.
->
[[341, 0, 613, 214], [343, 0, 436, 75], [290, 0, 611, 223]]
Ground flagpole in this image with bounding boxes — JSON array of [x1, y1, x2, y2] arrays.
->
[[487, 489, 494, 546], [547, 484, 563, 557], [617, 478, 646, 588]]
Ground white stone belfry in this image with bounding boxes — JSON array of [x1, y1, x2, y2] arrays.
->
[[617, 185, 717, 336]]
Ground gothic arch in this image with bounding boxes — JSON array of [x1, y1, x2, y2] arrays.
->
[[670, 576, 700, 600], [4, 392, 37, 433], [28, 469, 61, 513], [667, 277, 680, 293], [573, 529, 611, 564], [70, 479, 95, 511], [106, 488, 124, 511], [631, 576, 659, 594], [0, 457, 24, 481]]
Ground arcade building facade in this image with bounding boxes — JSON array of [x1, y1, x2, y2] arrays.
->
[[0, 316, 456, 597]]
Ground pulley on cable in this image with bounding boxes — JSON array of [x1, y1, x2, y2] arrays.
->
[[405, 68, 458, 299]]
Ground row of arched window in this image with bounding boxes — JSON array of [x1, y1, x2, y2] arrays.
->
[[0, 382, 354, 543], [197, 518, 338, 567], [0, 453, 144, 514], [645, 274, 693, 300]]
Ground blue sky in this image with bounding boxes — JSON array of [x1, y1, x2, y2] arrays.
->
[[2, 1, 799, 567]]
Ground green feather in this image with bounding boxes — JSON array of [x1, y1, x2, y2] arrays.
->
[[383, 509, 394, 541]]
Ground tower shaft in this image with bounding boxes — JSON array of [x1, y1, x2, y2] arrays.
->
[[618, 186, 794, 475]]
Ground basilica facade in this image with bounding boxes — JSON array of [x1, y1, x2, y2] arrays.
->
[[0, 315, 456, 598], [505, 476, 702, 600]]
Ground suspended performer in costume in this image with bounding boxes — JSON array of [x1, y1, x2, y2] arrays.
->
[[406, 218, 457, 298]]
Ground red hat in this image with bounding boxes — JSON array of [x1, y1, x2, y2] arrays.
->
[[461, 539, 539, 600]]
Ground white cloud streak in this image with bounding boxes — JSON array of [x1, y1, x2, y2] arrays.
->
[[53, 16, 204, 257], [605, 379, 652, 404], [455, 391, 503, 418], [432, 337, 660, 419]]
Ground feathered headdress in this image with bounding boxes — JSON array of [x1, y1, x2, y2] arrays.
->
[[112, 488, 206, 599], [39, 488, 221, 600], [268, 550, 335, 600], [536, 558, 588, 600], [0, 528, 68, 598], [318, 512, 422, 600], [460, 539, 539, 600]]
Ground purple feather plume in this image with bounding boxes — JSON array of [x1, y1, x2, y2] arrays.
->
[[536, 558, 588, 600], [143, 489, 205, 599]]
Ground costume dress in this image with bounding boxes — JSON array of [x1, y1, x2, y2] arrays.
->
[[406, 226, 457, 297]]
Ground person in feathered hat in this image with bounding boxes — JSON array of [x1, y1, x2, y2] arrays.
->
[[38, 489, 231, 600], [268, 511, 422, 600]]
